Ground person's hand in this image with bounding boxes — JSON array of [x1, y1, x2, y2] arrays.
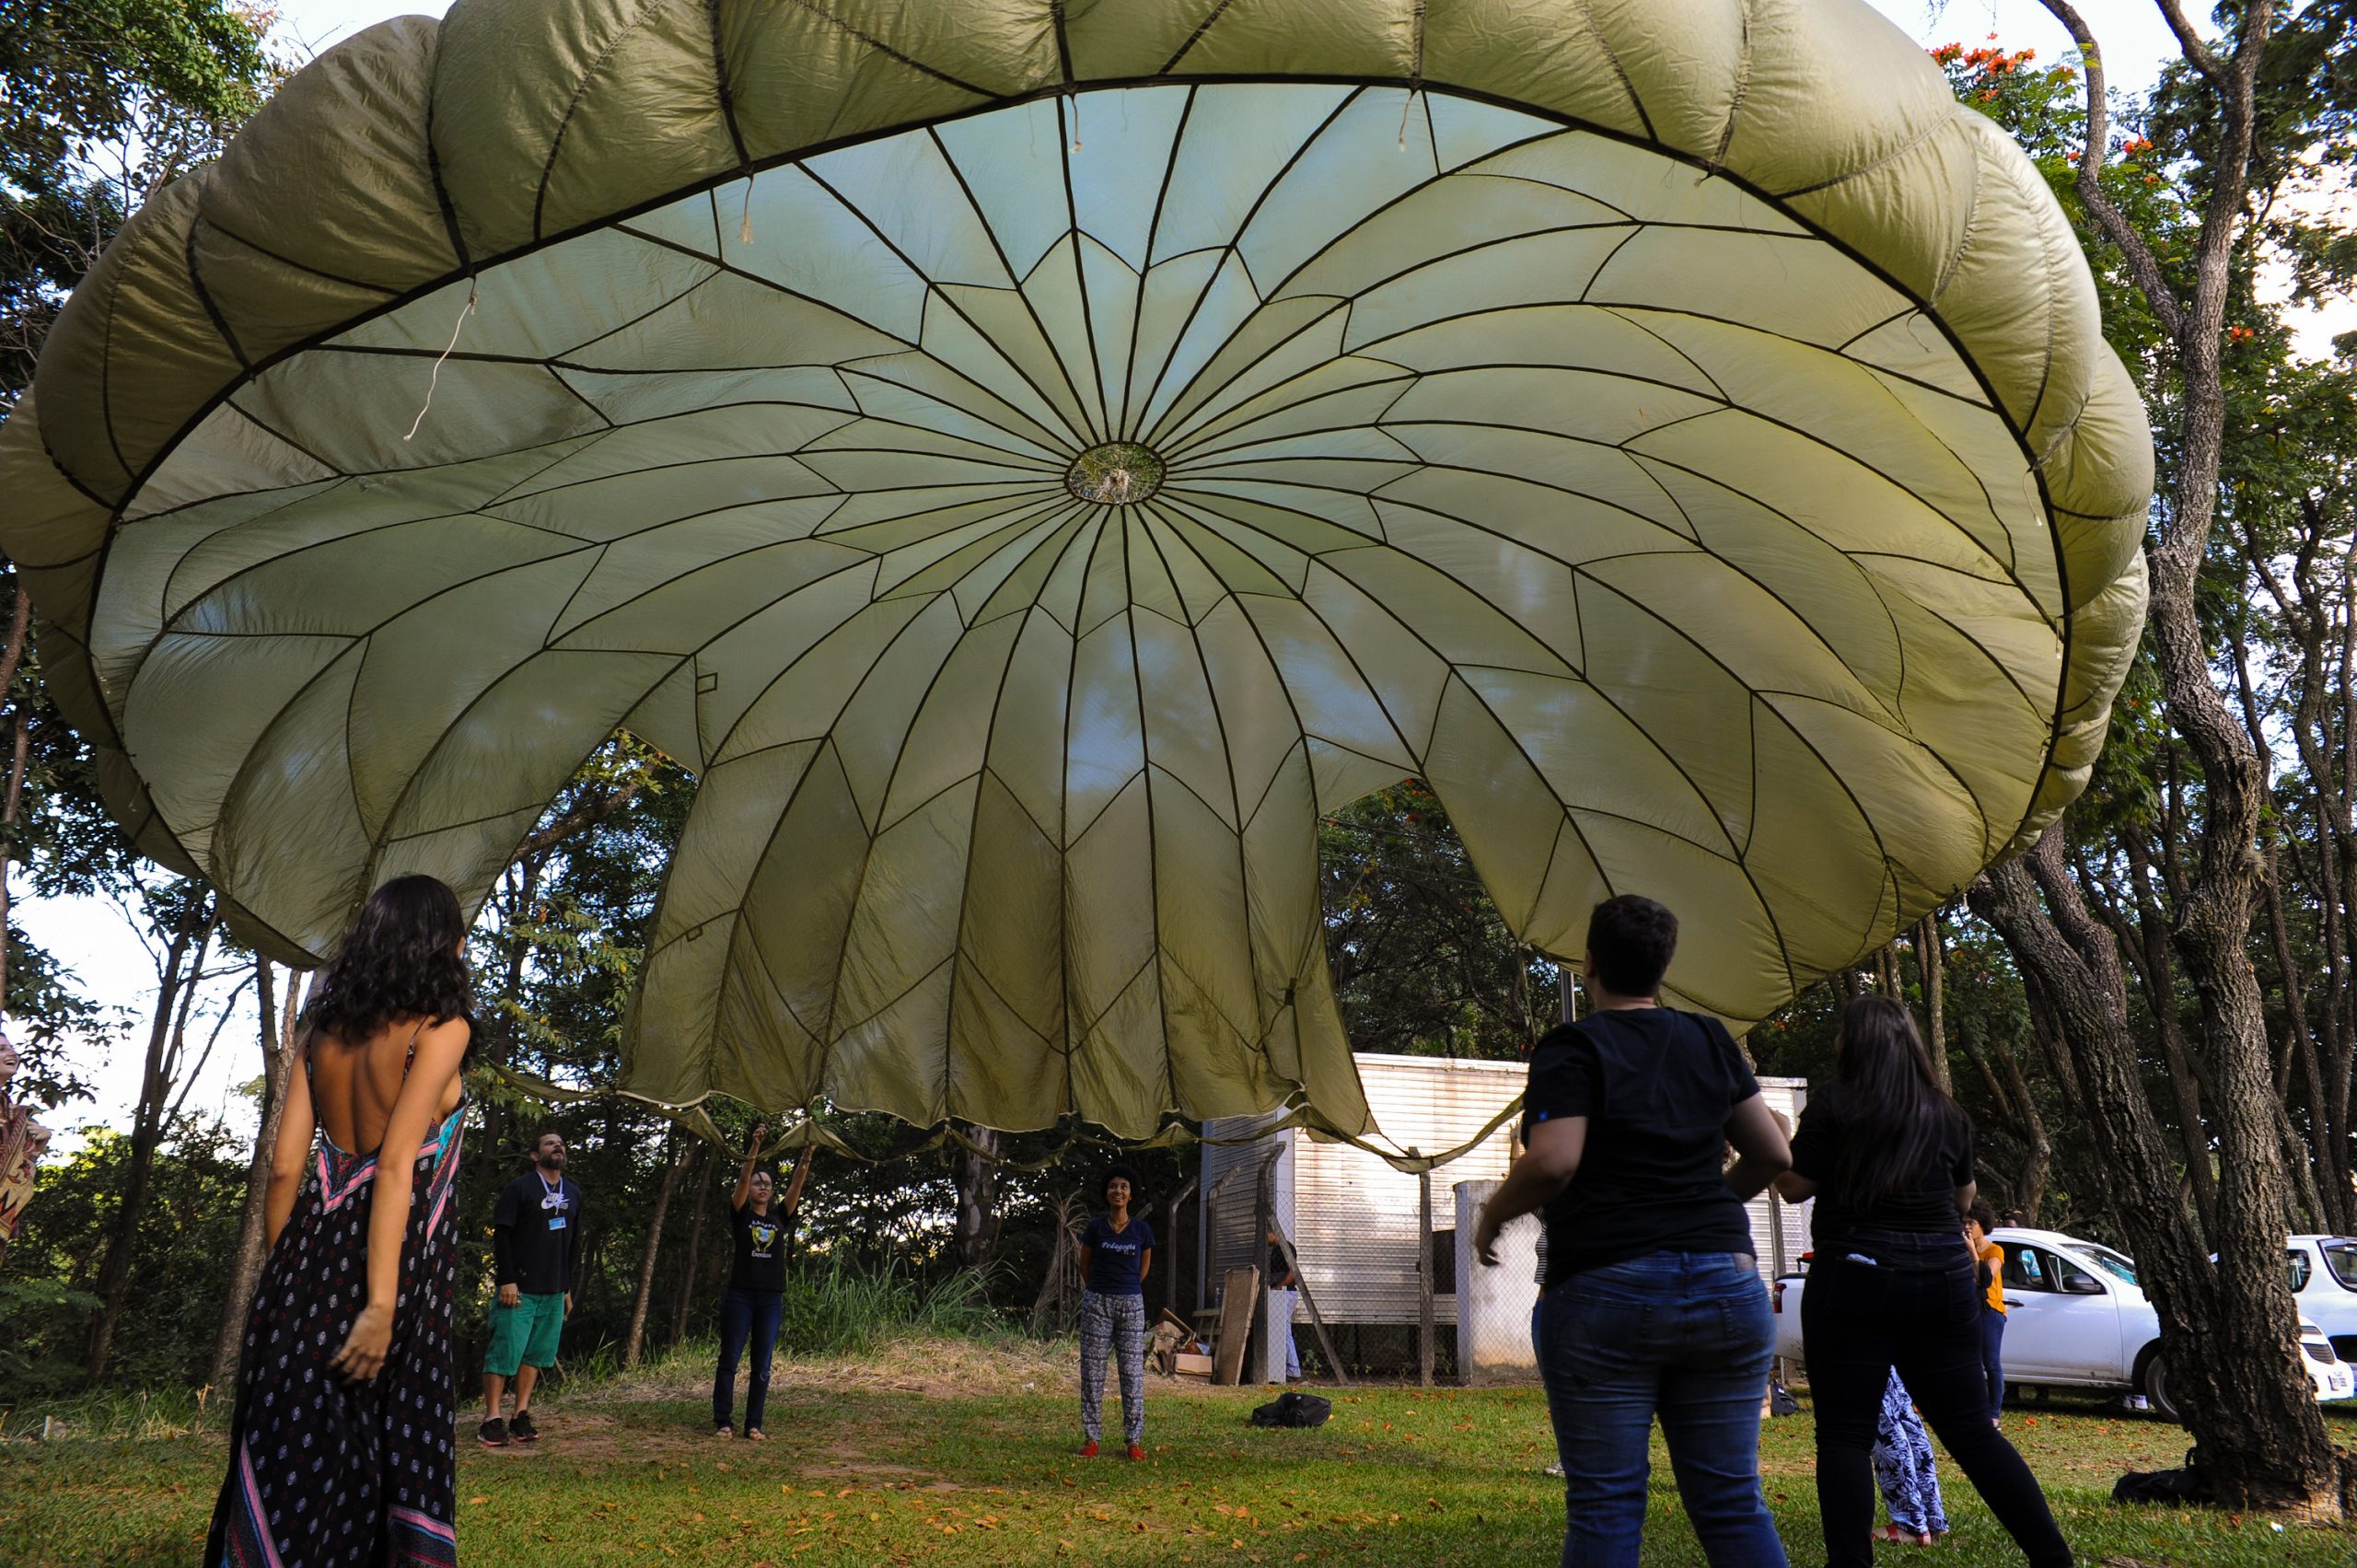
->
[[563, 1293, 573, 1315], [498, 1283, 521, 1308], [748, 1121, 767, 1152], [330, 1303, 393, 1381], [1473, 1205, 1504, 1267]]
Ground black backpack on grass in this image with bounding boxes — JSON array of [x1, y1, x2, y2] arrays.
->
[[1249, 1391, 1332, 1429]]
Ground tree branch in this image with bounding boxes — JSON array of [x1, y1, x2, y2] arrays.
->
[[2040, 0, 2186, 336]]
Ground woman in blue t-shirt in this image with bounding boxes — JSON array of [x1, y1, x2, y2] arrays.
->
[[1473, 894, 1794, 1567], [1074, 1166, 1154, 1458]]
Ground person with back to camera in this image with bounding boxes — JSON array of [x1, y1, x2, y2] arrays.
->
[[1074, 1165, 1153, 1458], [1775, 996, 2072, 1567], [1472, 894, 1795, 1567], [205, 875, 475, 1568], [1965, 1199, 2008, 1424], [714, 1121, 804, 1440]]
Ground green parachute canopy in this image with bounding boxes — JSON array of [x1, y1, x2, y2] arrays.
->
[[0, 0, 2150, 1141]]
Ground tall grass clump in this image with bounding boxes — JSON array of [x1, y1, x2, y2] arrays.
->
[[776, 1256, 1002, 1356]]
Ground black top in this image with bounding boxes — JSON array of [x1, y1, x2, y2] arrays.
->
[[727, 1202, 791, 1293], [1523, 1008, 1761, 1287], [1788, 1085, 1974, 1248], [1266, 1238, 1294, 1289], [492, 1170, 582, 1295], [1081, 1214, 1154, 1295]]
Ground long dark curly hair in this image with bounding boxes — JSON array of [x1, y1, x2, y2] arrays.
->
[[305, 875, 477, 1047]]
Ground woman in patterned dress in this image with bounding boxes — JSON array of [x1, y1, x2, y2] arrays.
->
[[1873, 1370, 1949, 1545], [208, 875, 476, 1567]]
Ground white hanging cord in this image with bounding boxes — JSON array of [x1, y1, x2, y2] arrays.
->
[[739, 179, 756, 246], [402, 281, 479, 443], [1400, 0, 1427, 151], [1069, 90, 1083, 154]]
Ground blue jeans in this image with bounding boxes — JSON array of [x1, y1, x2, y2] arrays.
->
[[1269, 1290, 1301, 1379], [1537, 1250, 1788, 1568], [1979, 1305, 2007, 1421], [714, 1286, 784, 1432]]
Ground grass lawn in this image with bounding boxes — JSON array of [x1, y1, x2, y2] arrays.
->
[[4, 1336, 2350, 1565]]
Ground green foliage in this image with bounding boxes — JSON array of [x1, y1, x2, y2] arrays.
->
[[1320, 780, 1560, 1058], [772, 1255, 1002, 1357], [3, 1118, 249, 1399], [1, 0, 276, 401]]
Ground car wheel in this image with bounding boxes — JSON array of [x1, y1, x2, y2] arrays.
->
[[2140, 1353, 2183, 1423]]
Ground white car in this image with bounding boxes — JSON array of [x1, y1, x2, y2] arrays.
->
[[1771, 1226, 2355, 1423], [2284, 1236, 2357, 1364]]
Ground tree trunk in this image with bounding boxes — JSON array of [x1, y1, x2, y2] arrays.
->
[[623, 1129, 689, 1369], [1957, 1020, 2050, 1223], [948, 1122, 1002, 1273], [2035, 0, 2346, 1514], [1974, 829, 2337, 1512], [88, 897, 212, 1380], [208, 963, 308, 1390], [669, 1146, 714, 1344], [1914, 913, 1951, 1093]]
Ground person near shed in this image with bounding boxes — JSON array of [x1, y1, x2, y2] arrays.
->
[[1265, 1222, 1302, 1381], [1472, 893, 1795, 1566], [1965, 1199, 2008, 1423], [1074, 1165, 1153, 1458], [714, 1121, 802, 1440], [479, 1131, 580, 1446]]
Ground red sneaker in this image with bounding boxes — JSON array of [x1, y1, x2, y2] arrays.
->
[[1125, 1444, 1145, 1461], [1078, 1440, 1099, 1458]]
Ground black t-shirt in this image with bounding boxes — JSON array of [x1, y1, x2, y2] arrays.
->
[[1788, 1085, 1974, 1247], [1082, 1214, 1154, 1295], [492, 1171, 582, 1295], [1266, 1239, 1294, 1289], [728, 1202, 791, 1293], [1523, 1008, 1761, 1287]]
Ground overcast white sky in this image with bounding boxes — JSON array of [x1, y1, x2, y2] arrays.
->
[[15, 0, 2348, 1146]]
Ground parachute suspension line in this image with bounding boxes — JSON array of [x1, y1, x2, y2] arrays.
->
[[1399, 0, 1427, 150], [401, 279, 479, 443]]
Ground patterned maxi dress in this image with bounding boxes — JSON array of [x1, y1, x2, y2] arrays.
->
[[1873, 1368, 1949, 1538], [207, 1099, 467, 1567]]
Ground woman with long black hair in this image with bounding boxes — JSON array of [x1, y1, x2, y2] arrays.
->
[[1776, 996, 2071, 1567], [207, 875, 476, 1568]]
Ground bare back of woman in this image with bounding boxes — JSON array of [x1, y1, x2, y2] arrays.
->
[[304, 1014, 465, 1158]]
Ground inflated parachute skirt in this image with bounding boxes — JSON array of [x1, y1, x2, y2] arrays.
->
[[0, 0, 2153, 1144]]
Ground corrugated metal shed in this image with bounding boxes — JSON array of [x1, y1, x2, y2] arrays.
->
[[1201, 1059, 1812, 1332]]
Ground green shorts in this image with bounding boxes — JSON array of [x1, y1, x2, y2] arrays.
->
[[484, 1291, 565, 1376]]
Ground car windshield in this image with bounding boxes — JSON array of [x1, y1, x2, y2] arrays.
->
[[2072, 1243, 2140, 1285], [2324, 1241, 2357, 1291]]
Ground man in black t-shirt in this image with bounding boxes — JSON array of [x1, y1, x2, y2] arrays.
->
[[479, 1132, 583, 1446]]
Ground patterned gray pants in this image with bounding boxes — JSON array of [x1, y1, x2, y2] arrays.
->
[[1078, 1290, 1146, 1445]]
